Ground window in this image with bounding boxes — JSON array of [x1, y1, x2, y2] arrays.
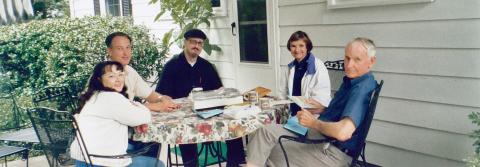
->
[[98, 0, 131, 16], [106, 0, 121, 16], [211, 0, 227, 16], [327, 0, 434, 9], [211, 0, 221, 7], [237, 0, 268, 63]]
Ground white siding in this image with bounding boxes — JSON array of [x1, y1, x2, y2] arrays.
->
[[69, 0, 94, 17], [278, 0, 479, 166]]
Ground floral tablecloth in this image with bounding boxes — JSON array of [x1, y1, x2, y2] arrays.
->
[[133, 99, 289, 144]]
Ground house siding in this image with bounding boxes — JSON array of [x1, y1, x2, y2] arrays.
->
[[278, 0, 479, 166]]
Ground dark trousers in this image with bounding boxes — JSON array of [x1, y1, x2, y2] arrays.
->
[[180, 138, 245, 167], [128, 139, 161, 158]]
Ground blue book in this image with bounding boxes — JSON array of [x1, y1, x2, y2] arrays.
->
[[283, 116, 308, 136], [197, 109, 223, 119]]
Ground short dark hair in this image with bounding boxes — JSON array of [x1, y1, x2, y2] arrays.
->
[[105, 32, 132, 48], [184, 28, 207, 40], [287, 31, 313, 53], [76, 61, 128, 113]]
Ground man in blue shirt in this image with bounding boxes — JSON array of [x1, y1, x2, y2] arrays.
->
[[246, 37, 378, 167], [156, 29, 245, 167]]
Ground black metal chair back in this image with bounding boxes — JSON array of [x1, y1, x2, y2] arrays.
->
[[27, 107, 74, 167], [324, 60, 345, 94], [32, 86, 77, 113], [349, 80, 383, 166]]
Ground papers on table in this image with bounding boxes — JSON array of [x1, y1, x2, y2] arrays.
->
[[196, 109, 223, 119], [223, 105, 261, 119], [288, 96, 315, 109], [283, 116, 308, 136]]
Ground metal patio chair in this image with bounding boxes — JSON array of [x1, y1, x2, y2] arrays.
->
[[278, 80, 383, 167], [27, 107, 75, 167], [32, 86, 77, 113]]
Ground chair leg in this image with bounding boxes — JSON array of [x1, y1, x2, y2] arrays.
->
[[215, 142, 222, 167], [278, 138, 290, 167], [167, 145, 172, 167], [203, 143, 209, 167]]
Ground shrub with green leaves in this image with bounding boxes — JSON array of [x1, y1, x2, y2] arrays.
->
[[467, 112, 480, 167], [0, 16, 166, 96]]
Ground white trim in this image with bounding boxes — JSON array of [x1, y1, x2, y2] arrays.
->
[[271, 0, 281, 97], [327, 0, 434, 9], [99, 0, 106, 16], [212, 0, 227, 17]]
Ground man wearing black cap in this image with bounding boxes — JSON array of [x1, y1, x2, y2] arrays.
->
[[156, 29, 246, 166]]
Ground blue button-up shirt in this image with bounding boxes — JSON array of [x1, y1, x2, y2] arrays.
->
[[319, 72, 376, 154]]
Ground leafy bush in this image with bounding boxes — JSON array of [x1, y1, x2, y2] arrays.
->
[[0, 16, 166, 97], [467, 112, 480, 167]]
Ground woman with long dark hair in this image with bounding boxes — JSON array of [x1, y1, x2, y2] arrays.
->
[[69, 61, 163, 167]]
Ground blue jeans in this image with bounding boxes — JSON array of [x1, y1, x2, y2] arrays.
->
[[75, 144, 164, 167], [75, 156, 164, 167]]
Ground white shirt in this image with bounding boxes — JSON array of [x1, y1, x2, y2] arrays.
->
[[278, 55, 332, 107], [69, 91, 151, 166], [124, 65, 153, 101]]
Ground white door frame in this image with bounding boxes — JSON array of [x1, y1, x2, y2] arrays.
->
[[230, 0, 281, 93]]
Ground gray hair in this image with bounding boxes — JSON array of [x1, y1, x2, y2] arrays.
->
[[348, 37, 376, 58]]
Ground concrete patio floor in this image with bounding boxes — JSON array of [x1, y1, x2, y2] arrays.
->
[[4, 145, 234, 167]]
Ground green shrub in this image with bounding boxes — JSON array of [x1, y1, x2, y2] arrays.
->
[[0, 16, 166, 97], [467, 112, 480, 167]]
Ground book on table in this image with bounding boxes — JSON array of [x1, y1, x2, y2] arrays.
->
[[196, 109, 223, 119], [283, 116, 308, 136], [192, 88, 244, 110]]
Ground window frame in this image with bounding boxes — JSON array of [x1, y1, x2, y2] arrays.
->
[[212, 0, 227, 17], [327, 0, 434, 9]]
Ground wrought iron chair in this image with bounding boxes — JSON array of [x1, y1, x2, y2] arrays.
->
[[71, 115, 160, 166], [32, 86, 77, 113], [324, 60, 345, 93], [27, 107, 75, 167], [279, 80, 383, 167]]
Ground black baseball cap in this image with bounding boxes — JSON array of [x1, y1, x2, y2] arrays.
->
[[184, 29, 207, 40]]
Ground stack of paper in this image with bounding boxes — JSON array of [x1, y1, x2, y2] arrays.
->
[[223, 105, 261, 119], [288, 96, 314, 109], [192, 88, 244, 110]]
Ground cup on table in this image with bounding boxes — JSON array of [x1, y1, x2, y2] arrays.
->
[[259, 97, 273, 110], [243, 91, 258, 104]]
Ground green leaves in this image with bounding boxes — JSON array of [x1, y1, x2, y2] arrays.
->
[[470, 112, 480, 155], [150, 0, 221, 56], [0, 16, 166, 98]]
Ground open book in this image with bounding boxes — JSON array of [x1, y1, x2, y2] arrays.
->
[[288, 96, 315, 109], [283, 116, 308, 136]]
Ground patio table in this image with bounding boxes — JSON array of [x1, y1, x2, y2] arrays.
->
[[132, 99, 288, 144]]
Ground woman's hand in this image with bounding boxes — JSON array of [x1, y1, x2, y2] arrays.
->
[[297, 109, 318, 128], [135, 124, 149, 133]]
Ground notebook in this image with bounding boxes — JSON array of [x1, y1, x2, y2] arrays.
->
[[283, 116, 308, 136]]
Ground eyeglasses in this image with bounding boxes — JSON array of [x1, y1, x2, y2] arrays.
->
[[187, 39, 204, 46]]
